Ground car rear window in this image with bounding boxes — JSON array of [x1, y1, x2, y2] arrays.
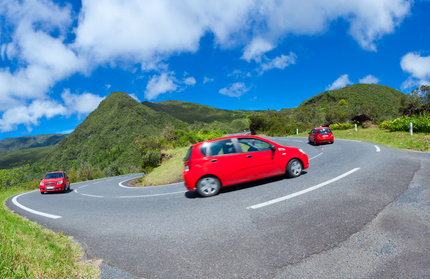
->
[[207, 139, 236, 156], [185, 146, 193, 161], [317, 129, 332, 134]]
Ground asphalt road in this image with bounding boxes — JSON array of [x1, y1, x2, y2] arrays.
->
[[6, 137, 430, 278]]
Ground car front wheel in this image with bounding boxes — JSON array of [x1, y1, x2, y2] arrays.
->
[[286, 159, 303, 178], [196, 176, 221, 197]]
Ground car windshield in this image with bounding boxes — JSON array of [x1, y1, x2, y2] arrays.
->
[[44, 172, 63, 179], [317, 129, 332, 134]]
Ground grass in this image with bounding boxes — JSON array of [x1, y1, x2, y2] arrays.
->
[[0, 187, 100, 278], [136, 147, 189, 186], [294, 126, 430, 152]]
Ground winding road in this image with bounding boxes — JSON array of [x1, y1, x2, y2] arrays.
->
[[6, 137, 430, 278]]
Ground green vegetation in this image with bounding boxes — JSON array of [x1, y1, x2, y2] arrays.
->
[[142, 100, 251, 124], [380, 113, 430, 132], [0, 146, 54, 169], [0, 134, 66, 153], [0, 187, 99, 278], [249, 84, 405, 136]]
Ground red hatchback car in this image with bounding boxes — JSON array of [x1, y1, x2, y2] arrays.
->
[[183, 135, 309, 197], [308, 127, 334, 145], [40, 171, 70, 194]]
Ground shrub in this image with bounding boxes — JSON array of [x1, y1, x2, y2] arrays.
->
[[329, 123, 354, 130]]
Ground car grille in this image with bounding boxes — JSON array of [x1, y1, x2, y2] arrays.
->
[[45, 183, 55, 186]]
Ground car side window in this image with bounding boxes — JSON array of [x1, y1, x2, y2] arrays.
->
[[238, 138, 272, 152], [208, 139, 236, 156], [65, 173, 68, 179], [312, 129, 316, 133]]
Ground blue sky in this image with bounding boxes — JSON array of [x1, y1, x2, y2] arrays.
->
[[1, 0, 430, 140]]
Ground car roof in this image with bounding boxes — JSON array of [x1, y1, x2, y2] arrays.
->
[[193, 134, 269, 146]]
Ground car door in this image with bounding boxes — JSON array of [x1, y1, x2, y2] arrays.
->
[[238, 138, 283, 179], [204, 139, 249, 185], [64, 172, 70, 188]]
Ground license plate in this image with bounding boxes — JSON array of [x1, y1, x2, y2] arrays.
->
[[46, 186, 54, 190], [323, 135, 328, 137]]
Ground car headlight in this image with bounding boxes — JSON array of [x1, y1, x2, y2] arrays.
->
[[40, 182, 44, 186], [299, 149, 306, 154], [57, 180, 63, 185]]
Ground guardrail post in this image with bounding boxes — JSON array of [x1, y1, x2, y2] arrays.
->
[[410, 122, 413, 136], [355, 124, 357, 132], [296, 129, 298, 135]]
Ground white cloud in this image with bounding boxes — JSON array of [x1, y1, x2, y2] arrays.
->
[[128, 93, 140, 102], [326, 74, 352, 90], [400, 52, 430, 89], [241, 37, 274, 63], [219, 82, 251, 97], [184, 77, 196, 86], [260, 52, 297, 74], [359, 75, 380, 84], [61, 89, 105, 117], [145, 72, 178, 100], [203, 77, 214, 84], [0, 99, 66, 132]]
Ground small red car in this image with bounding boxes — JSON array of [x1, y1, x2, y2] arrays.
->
[[183, 135, 309, 197], [308, 127, 334, 145], [40, 171, 70, 194]]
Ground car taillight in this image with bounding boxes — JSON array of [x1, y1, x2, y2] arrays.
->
[[184, 161, 191, 171]]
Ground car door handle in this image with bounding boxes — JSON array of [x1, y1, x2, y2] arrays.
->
[[211, 159, 217, 162], [247, 155, 252, 158]]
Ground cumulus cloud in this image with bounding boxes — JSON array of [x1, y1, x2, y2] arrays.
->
[[326, 74, 352, 90], [0, 100, 66, 132], [61, 89, 105, 117], [359, 75, 380, 84], [203, 77, 214, 84], [144, 72, 178, 100], [219, 82, 251, 97], [260, 52, 297, 74], [400, 52, 430, 89]]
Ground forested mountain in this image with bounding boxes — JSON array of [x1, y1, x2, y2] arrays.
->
[[34, 92, 184, 173]]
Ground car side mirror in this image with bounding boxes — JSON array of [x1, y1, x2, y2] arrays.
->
[[270, 145, 276, 151]]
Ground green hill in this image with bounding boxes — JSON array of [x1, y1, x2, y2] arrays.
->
[[298, 84, 404, 117], [0, 134, 66, 153], [36, 92, 184, 172], [142, 100, 250, 124]]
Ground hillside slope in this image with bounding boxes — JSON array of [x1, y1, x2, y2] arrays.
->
[[142, 100, 250, 124], [37, 92, 184, 172], [0, 134, 66, 153], [298, 84, 404, 116]]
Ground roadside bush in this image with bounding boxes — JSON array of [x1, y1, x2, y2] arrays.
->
[[380, 113, 430, 132], [330, 123, 354, 130]]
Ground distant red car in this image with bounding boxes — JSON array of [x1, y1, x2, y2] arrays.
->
[[40, 171, 70, 194], [308, 127, 334, 145], [183, 135, 309, 197]]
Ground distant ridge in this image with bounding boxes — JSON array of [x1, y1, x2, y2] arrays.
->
[[0, 134, 66, 153], [142, 100, 250, 124]]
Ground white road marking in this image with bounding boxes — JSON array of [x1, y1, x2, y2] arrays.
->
[[246, 168, 360, 210], [120, 190, 187, 198], [80, 193, 104, 198], [374, 145, 381, 152], [309, 152, 323, 160], [292, 140, 303, 143], [12, 192, 62, 219]]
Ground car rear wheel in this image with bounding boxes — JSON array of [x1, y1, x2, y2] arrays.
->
[[286, 159, 303, 178], [196, 176, 221, 197], [314, 139, 318, 146]]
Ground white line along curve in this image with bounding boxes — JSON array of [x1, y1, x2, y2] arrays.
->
[[247, 168, 360, 210], [374, 145, 381, 152], [12, 192, 62, 219]]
